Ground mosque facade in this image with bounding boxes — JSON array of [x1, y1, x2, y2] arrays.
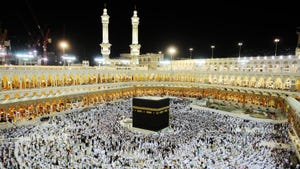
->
[[1, 7, 300, 158]]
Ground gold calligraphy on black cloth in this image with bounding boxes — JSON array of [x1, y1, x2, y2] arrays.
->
[[133, 106, 169, 115]]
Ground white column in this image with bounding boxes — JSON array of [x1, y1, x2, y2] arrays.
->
[[130, 10, 141, 64], [132, 11, 139, 45], [9, 78, 12, 90], [296, 32, 300, 56], [100, 8, 111, 62], [19, 78, 22, 89]]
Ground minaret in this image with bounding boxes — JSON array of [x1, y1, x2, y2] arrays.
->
[[130, 9, 141, 64], [296, 28, 300, 56], [100, 6, 111, 62]]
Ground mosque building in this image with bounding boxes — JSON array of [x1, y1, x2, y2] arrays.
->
[[1, 6, 300, 160]]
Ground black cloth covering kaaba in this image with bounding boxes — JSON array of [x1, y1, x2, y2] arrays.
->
[[132, 97, 170, 131]]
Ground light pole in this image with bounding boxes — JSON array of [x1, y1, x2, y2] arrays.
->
[[59, 41, 69, 66], [211, 45, 215, 59], [238, 42, 243, 59], [168, 47, 176, 71], [189, 48, 193, 59], [274, 38, 280, 56]]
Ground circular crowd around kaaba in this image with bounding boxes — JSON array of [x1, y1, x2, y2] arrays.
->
[[0, 97, 299, 169]]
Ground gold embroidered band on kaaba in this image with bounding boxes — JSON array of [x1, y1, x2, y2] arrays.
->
[[132, 106, 169, 111]]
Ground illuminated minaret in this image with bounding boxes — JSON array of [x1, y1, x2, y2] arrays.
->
[[296, 28, 300, 56], [100, 6, 111, 62], [130, 9, 141, 64]]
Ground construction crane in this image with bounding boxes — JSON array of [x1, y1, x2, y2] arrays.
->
[[41, 27, 51, 65], [24, 26, 51, 65], [0, 28, 7, 46], [26, 0, 51, 65], [0, 28, 8, 64]]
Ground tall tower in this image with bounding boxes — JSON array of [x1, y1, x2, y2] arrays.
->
[[100, 7, 111, 62], [296, 28, 300, 56], [130, 10, 141, 64]]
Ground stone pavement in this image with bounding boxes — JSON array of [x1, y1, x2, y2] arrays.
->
[[119, 118, 174, 135]]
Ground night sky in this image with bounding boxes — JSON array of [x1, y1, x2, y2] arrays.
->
[[0, 0, 299, 64]]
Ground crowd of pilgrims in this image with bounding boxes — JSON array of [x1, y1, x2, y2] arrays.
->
[[0, 97, 299, 169]]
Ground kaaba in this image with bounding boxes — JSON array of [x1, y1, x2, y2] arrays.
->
[[132, 97, 170, 131]]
